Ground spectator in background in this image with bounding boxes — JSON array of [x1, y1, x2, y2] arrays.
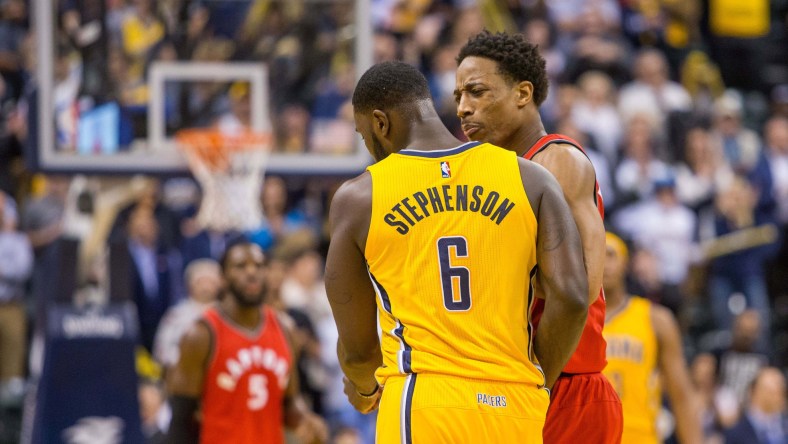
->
[[570, 70, 623, 164], [704, 176, 779, 338], [614, 114, 671, 204], [152, 259, 221, 371], [0, 191, 32, 406], [120, 0, 164, 81], [0, 74, 23, 197], [561, 2, 631, 86], [280, 245, 332, 329], [0, 0, 27, 94], [770, 85, 788, 119], [53, 42, 82, 151], [274, 104, 311, 154], [247, 176, 313, 251], [714, 310, 770, 406], [724, 367, 786, 444], [613, 174, 697, 313], [548, 0, 621, 39], [215, 81, 252, 134], [126, 207, 174, 352], [110, 179, 181, 252], [689, 353, 739, 442], [675, 125, 733, 213], [618, 48, 692, 126], [138, 379, 168, 444], [709, 91, 762, 175], [22, 176, 70, 307], [763, 116, 788, 225]]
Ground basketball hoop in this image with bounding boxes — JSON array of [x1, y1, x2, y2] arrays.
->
[[176, 129, 272, 232]]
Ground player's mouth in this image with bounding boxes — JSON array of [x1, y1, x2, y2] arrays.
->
[[462, 123, 482, 138]]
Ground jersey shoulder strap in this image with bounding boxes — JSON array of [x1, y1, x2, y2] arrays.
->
[[523, 134, 587, 160]]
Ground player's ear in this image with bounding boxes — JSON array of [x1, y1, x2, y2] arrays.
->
[[516, 81, 534, 107], [371, 109, 390, 137]]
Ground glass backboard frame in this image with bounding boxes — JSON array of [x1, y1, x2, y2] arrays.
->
[[35, 0, 372, 175]]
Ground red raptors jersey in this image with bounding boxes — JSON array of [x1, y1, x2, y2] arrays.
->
[[525, 134, 607, 374], [201, 306, 292, 444]]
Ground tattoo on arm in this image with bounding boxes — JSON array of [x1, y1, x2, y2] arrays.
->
[[542, 220, 566, 251]]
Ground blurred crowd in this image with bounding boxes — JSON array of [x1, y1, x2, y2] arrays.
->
[[0, 0, 787, 443]]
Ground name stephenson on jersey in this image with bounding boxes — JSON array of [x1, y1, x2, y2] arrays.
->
[[382, 184, 517, 235]]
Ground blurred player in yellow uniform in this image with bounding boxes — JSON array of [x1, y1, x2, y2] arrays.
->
[[602, 232, 703, 444], [325, 61, 589, 443]]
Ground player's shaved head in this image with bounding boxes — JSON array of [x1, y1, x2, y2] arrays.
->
[[352, 61, 432, 116]]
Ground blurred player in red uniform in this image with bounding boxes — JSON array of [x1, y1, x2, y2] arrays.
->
[[167, 240, 327, 443], [456, 31, 623, 443]]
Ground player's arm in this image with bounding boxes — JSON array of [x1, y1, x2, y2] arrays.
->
[[278, 313, 329, 442], [652, 304, 704, 444], [166, 321, 211, 444], [520, 158, 589, 389], [532, 145, 605, 304], [325, 173, 383, 413]]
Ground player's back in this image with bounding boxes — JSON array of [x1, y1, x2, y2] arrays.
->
[[365, 141, 543, 388], [603, 297, 660, 444]]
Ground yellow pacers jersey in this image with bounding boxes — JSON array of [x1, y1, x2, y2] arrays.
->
[[365, 141, 543, 388], [603, 297, 661, 444]]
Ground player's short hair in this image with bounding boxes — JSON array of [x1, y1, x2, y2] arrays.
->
[[219, 236, 260, 271], [457, 30, 549, 106], [351, 61, 432, 115]]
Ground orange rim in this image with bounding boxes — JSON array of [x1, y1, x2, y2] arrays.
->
[[175, 129, 271, 171]]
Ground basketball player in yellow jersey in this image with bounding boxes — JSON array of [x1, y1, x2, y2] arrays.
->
[[325, 60, 589, 444], [602, 232, 703, 444]]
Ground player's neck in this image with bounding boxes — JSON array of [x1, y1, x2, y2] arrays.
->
[[220, 297, 263, 331], [403, 113, 463, 152], [604, 287, 629, 321], [505, 118, 546, 157]]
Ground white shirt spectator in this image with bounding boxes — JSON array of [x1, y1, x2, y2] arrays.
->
[[614, 190, 697, 285], [618, 49, 692, 125], [153, 299, 208, 368]]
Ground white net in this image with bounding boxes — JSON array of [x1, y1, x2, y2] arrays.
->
[[178, 131, 271, 232]]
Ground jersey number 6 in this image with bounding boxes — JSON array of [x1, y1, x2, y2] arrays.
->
[[437, 236, 472, 311]]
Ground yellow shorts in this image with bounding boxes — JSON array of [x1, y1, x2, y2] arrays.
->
[[622, 428, 659, 444], [376, 374, 549, 444]]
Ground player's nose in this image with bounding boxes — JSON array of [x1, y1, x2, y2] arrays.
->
[[456, 95, 473, 118]]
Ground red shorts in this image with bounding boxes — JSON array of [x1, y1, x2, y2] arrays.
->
[[544, 372, 622, 444]]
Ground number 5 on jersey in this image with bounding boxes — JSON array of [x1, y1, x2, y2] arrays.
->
[[248, 374, 269, 410], [437, 236, 472, 311]]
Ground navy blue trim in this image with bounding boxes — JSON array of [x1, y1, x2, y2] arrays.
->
[[369, 271, 392, 313], [394, 322, 413, 373], [398, 141, 481, 158], [405, 374, 417, 444]]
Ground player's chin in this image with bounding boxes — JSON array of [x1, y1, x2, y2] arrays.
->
[[463, 128, 484, 142], [238, 293, 265, 307]]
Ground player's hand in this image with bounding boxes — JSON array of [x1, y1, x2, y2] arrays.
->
[[343, 377, 382, 414], [293, 411, 329, 444]]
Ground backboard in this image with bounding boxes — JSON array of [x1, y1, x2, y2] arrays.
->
[[34, 0, 372, 175]]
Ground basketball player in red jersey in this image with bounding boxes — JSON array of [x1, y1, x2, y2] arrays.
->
[[167, 240, 327, 443], [455, 31, 623, 443]]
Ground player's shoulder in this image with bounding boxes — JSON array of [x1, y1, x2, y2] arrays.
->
[[648, 301, 680, 336], [532, 142, 594, 172], [332, 172, 371, 209], [329, 171, 372, 225], [179, 317, 213, 362], [515, 156, 561, 192]]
